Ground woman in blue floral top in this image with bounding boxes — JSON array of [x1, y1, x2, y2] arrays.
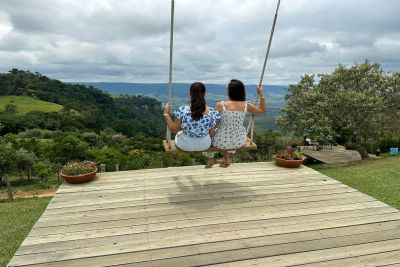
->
[[163, 82, 221, 152]]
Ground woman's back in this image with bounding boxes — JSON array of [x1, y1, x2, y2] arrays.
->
[[213, 101, 247, 150], [175, 105, 219, 138]]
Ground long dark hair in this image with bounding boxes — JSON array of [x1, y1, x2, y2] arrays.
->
[[190, 82, 206, 121], [227, 79, 246, 101]]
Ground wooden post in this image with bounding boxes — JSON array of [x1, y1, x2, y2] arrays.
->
[[5, 177, 13, 201], [100, 164, 106, 173], [115, 163, 120, 172], [268, 146, 272, 161], [191, 159, 195, 166]]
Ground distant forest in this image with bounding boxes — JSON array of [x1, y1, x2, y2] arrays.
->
[[0, 69, 165, 137]]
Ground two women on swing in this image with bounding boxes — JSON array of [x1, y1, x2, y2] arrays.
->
[[163, 79, 266, 168]]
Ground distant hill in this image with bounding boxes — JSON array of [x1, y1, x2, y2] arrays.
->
[[77, 82, 288, 129], [0, 70, 164, 137], [76, 82, 287, 104]]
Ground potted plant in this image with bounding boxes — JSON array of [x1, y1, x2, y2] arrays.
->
[[274, 147, 304, 168], [60, 160, 97, 184]]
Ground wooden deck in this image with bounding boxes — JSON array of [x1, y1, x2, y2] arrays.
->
[[8, 162, 400, 267], [301, 145, 362, 165]]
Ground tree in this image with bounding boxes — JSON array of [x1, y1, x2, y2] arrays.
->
[[0, 141, 16, 200], [3, 104, 18, 114], [48, 134, 88, 164], [277, 61, 398, 145], [15, 148, 37, 180], [33, 160, 53, 181]]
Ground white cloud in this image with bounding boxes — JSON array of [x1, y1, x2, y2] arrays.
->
[[0, 0, 399, 84]]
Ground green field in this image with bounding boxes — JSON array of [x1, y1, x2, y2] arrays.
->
[[0, 96, 64, 115], [311, 156, 400, 210], [0, 197, 51, 267]]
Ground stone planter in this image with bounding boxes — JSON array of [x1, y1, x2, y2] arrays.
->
[[274, 156, 304, 168], [60, 168, 97, 184]]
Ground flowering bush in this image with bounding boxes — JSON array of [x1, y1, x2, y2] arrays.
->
[[275, 147, 303, 160], [61, 160, 97, 176]]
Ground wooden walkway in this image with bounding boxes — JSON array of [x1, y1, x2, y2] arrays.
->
[[7, 162, 400, 267], [301, 145, 362, 165]]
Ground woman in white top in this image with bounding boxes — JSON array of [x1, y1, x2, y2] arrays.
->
[[207, 79, 266, 167]]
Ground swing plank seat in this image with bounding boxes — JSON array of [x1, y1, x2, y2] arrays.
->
[[163, 137, 257, 154]]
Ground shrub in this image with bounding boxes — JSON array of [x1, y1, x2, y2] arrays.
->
[[275, 147, 303, 160], [61, 161, 97, 176]]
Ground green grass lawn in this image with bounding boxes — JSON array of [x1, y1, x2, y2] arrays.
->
[[310, 156, 400, 210], [0, 197, 51, 267], [0, 95, 64, 115]]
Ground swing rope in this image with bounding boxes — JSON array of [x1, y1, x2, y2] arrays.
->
[[247, 0, 281, 143], [166, 0, 175, 148], [165, 0, 281, 150]]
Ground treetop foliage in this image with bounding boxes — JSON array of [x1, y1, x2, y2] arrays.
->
[[277, 60, 400, 142]]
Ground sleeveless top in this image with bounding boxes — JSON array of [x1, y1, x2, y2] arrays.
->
[[212, 101, 247, 149]]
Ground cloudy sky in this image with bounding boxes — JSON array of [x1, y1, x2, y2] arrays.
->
[[0, 0, 399, 84]]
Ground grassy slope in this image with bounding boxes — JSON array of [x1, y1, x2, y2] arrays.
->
[[310, 156, 400, 210], [0, 197, 51, 267], [0, 96, 64, 115]]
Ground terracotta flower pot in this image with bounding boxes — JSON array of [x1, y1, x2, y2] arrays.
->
[[60, 168, 97, 184], [274, 156, 304, 168]]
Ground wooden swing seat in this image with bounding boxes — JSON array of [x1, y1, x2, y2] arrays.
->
[[163, 137, 257, 154]]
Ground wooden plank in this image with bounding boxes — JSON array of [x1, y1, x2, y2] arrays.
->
[[39, 184, 352, 218], [209, 239, 400, 267], [49, 180, 342, 206], [59, 167, 324, 191], [55, 172, 327, 195], [19, 208, 400, 256], [35, 194, 375, 228], [29, 203, 397, 237], [42, 186, 358, 216], [10, 214, 400, 264], [54, 173, 329, 196], [82, 163, 312, 184], [34, 196, 384, 230], [296, 250, 400, 266], [27, 203, 393, 250], [30, 195, 372, 241], [52, 175, 330, 201], [29, 198, 392, 238], [45, 178, 342, 213], [21, 201, 396, 247], [44, 184, 351, 212], [10, 227, 400, 266], [39, 191, 368, 222], [46, 182, 347, 210], [301, 145, 362, 164]]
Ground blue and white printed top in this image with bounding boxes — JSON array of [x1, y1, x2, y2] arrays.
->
[[174, 105, 221, 138]]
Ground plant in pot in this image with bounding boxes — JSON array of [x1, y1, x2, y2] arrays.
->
[[60, 160, 97, 184], [274, 147, 304, 168]]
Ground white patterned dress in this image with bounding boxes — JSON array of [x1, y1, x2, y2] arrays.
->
[[212, 101, 247, 150]]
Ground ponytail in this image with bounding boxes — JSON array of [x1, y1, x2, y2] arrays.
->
[[190, 82, 206, 121]]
